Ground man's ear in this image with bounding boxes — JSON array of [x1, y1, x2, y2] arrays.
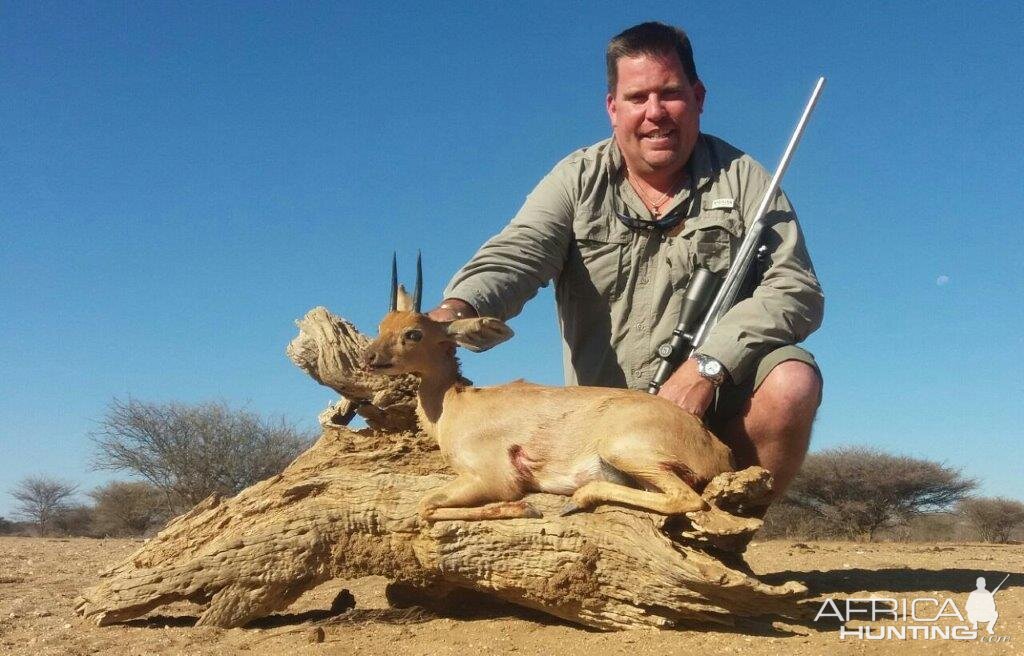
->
[[693, 79, 706, 114], [445, 317, 514, 353]]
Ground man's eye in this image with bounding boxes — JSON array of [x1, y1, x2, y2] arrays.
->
[[404, 329, 423, 342]]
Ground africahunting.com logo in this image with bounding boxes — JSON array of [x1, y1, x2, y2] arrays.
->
[[814, 574, 1011, 642]]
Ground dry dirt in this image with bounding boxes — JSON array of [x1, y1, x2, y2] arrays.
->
[[0, 536, 1020, 655]]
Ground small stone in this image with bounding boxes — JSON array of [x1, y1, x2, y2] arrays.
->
[[308, 627, 325, 643], [330, 589, 356, 614], [33, 610, 52, 618], [63, 623, 72, 629]]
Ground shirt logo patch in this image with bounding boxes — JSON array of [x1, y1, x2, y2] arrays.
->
[[711, 198, 736, 211]]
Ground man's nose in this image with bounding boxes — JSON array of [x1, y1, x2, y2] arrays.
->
[[645, 94, 666, 120]]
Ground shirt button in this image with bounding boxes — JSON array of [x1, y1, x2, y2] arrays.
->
[[634, 370, 644, 379], [636, 322, 646, 332], [640, 277, 649, 285]]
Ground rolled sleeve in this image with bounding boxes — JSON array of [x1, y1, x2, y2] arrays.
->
[[696, 188, 824, 384], [444, 165, 575, 320]]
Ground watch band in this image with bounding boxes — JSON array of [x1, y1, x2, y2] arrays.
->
[[695, 354, 728, 387]]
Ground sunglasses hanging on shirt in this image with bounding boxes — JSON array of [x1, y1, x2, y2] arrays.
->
[[614, 209, 687, 232]]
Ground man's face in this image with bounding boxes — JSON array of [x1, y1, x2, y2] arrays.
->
[[606, 52, 705, 179]]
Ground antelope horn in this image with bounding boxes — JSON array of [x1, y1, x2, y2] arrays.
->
[[389, 252, 398, 312], [413, 250, 423, 313]]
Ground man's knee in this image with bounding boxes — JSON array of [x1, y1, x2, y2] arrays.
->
[[753, 360, 821, 421]]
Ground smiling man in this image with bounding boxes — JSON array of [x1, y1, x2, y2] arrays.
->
[[429, 22, 824, 500]]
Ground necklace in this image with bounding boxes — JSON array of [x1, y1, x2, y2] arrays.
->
[[627, 170, 684, 217]]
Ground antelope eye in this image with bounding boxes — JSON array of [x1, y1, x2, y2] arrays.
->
[[404, 329, 423, 342]]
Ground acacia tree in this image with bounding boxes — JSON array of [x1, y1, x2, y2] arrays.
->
[[90, 399, 315, 515], [959, 497, 1024, 543], [10, 476, 79, 536], [783, 447, 976, 540]]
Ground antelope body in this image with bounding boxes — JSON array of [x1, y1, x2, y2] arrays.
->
[[363, 264, 734, 521]]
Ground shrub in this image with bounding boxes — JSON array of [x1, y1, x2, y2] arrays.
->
[[90, 481, 170, 537], [958, 497, 1024, 543], [91, 399, 315, 514]]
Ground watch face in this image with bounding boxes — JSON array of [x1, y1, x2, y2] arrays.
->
[[702, 359, 722, 376]]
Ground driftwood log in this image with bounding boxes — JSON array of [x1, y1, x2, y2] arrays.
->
[[75, 307, 809, 631]]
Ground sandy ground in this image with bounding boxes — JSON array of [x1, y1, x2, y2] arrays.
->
[[0, 536, 1020, 655]]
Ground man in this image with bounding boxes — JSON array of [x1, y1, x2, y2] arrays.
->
[[427, 22, 823, 498]]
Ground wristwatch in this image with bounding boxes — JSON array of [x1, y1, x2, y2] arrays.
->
[[695, 354, 728, 387]]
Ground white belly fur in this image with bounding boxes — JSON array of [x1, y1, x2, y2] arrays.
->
[[533, 455, 604, 495]]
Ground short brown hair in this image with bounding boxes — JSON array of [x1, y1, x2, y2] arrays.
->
[[606, 22, 699, 94]]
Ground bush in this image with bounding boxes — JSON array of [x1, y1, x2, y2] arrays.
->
[[90, 399, 314, 514], [958, 497, 1024, 543], [759, 503, 829, 539], [781, 447, 976, 541], [874, 513, 960, 542], [89, 481, 170, 537], [52, 504, 96, 537]]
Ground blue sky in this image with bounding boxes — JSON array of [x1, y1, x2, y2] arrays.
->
[[1, 1, 1022, 518]]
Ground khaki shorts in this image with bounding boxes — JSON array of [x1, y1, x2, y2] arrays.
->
[[708, 345, 821, 422]]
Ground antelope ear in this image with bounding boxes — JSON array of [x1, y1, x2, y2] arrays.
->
[[395, 284, 416, 312], [445, 317, 514, 353]]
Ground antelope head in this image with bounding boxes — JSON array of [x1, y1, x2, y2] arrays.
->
[[363, 253, 514, 377]]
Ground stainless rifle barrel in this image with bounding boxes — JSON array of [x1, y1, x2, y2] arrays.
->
[[690, 76, 826, 352]]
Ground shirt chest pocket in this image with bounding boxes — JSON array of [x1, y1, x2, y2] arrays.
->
[[564, 223, 631, 302], [681, 210, 743, 275]]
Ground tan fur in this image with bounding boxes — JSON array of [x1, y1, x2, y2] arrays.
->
[[363, 310, 735, 521]]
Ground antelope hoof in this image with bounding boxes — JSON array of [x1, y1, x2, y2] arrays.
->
[[559, 501, 584, 517], [517, 502, 544, 519]]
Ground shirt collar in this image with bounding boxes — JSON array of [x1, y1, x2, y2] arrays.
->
[[608, 133, 716, 192]]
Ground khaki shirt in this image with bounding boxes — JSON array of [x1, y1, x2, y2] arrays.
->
[[443, 134, 824, 389]]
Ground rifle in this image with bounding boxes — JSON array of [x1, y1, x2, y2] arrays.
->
[[648, 77, 827, 395]]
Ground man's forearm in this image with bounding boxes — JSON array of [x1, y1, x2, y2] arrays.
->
[[441, 163, 575, 322]]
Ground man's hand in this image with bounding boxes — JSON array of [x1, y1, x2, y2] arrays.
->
[[656, 357, 716, 417], [426, 298, 478, 323]]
